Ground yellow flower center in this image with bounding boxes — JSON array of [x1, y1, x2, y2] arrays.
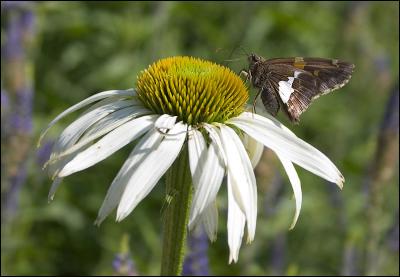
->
[[136, 56, 249, 125]]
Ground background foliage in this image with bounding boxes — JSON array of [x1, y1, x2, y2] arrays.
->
[[1, 1, 399, 275]]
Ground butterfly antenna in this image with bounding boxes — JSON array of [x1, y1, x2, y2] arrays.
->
[[223, 57, 245, 62], [222, 44, 250, 65], [220, 45, 240, 66], [239, 45, 250, 57]]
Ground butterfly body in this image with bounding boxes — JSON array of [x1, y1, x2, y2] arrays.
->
[[242, 54, 355, 123]]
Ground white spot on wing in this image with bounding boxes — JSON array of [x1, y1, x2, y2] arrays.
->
[[294, 71, 301, 78], [278, 71, 301, 103], [278, 78, 294, 103]]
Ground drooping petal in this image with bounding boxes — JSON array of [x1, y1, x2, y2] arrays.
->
[[201, 201, 219, 242], [219, 125, 257, 242], [241, 133, 264, 169], [227, 174, 245, 264], [58, 115, 158, 177], [46, 99, 137, 166], [189, 138, 225, 229], [188, 128, 207, 180], [203, 124, 227, 165], [275, 154, 302, 230], [47, 100, 131, 198], [47, 141, 92, 201], [79, 94, 139, 116], [83, 106, 148, 138], [187, 128, 207, 226], [56, 106, 151, 158], [95, 127, 164, 225], [38, 89, 136, 146], [116, 121, 187, 221], [95, 115, 176, 224], [230, 112, 344, 188], [48, 177, 63, 202]]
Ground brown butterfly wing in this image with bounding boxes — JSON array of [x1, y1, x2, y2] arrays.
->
[[266, 57, 355, 96], [260, 84, 280, 117], [262, 64, 319, 122]]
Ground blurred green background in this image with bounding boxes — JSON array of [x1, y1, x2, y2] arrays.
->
[[1, 1, 398, 276]]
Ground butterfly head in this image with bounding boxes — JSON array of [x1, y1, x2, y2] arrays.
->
[[248, 54, 264, 66]]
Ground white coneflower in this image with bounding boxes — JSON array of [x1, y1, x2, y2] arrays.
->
[[39, 56, 344, 274]]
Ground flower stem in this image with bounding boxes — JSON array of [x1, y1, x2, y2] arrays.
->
[[161, 143, 193, 276]]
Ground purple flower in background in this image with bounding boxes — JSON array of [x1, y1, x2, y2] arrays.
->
[[1, 1, 35, 60], [112, 234, 138, 276], [112, 253, 137, 276], [5, 167, 27, 214], [9, 88, 34, 133], [1, 90, 9, 110], [36, 140, 55, 168], [1, 1, 35, 223], [183, 227, 210, 276], [2, 11, 23, 59], [1, 90, 10, 129]]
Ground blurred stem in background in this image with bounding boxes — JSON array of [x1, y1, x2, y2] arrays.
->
[[386, 209, 399, 253], [365, 83, 399, 275], [263, 172, 287, 275], [1, 2, 36, 225], [256, 150, 287, 275]]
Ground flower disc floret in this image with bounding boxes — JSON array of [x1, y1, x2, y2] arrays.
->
[[136, 56, 249, 125]]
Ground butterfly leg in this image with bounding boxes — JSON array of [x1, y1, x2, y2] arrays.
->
[[252, 88, 262, 115]]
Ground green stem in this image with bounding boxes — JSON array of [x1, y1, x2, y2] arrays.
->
[[161, 143, 193, 276]]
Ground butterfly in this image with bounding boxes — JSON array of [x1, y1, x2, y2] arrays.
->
[[241, 54, 355, 123]]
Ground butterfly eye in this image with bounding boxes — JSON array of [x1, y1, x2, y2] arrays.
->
[[249, 54, 259, 63]]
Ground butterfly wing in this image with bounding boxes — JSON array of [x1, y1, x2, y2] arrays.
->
[[265, 63, 324, 122], [259, 82, 280, 116], [266, 57, 355, 96]]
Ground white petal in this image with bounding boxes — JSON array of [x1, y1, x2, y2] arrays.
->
[[188, 128, 207, 179], [201, 201, 219, 242], [154, 114, 178, 131], [58, 115, 158, 177], [79, 95, 139, 116], [95, 127, 164, 225], [46, 99, 138, 200], [227, 174, 245, 264], [187, 128, 206, 225], [203, 124, 228, 165], [242, 133, 264, 169], [47, 99, 130, 176], [116, 121, 187, 221], [219, 125, 257, 242], [276, 154, 302, 230], [56, 106, 151, 158], [47, 113, 96, 198], [50, 99, 128, 155], [189, 138, 224, 229], [38, 89, 136, 146], [48, 142, 92, 200], [230, 112, 344, 188], [48, 177, 63, 202], [83, 106, 148, 139], [46, 99, 137, 166]]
